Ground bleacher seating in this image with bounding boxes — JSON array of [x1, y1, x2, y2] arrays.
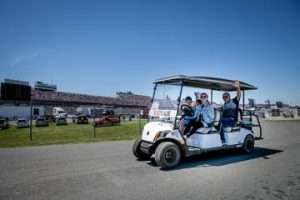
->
[[31, 90, 151, 107]]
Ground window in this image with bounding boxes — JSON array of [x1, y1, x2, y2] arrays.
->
[[33, 108, 39, 115]]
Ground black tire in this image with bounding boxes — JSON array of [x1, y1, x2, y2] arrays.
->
[[242, 135, 255, 153], [132, 138, 150, 160], [155, 142, 181, 170]]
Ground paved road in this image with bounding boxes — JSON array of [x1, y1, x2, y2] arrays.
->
[[0, 121, 300, 200]]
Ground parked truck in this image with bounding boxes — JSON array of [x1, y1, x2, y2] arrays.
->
[[53, 107, 67, 118]]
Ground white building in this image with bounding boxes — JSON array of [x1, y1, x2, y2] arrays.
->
[[149, 99, 177, 121], [0, 105, 45, 119]]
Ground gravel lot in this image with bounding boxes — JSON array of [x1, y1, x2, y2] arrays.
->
[[0, 121, 299, 200]]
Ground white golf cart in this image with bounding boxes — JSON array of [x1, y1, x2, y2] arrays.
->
[[133, 75, 263, 169]]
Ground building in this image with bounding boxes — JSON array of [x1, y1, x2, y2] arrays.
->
[[0, 80, 151, 119], [149, 98, 177, 121], [34, 81, 57, 91]]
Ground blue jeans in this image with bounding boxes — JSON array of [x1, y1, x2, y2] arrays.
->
[[220, 117, 235, 142]]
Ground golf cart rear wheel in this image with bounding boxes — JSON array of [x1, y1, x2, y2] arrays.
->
[[132, 138, 150, 160], [155, 142, 181, 170], [242, 135, 255, 153]]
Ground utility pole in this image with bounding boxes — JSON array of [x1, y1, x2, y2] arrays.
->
[[93, 105, 96, 138], [29, 99, 33, 141]]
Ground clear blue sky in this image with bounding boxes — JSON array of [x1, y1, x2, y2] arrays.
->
[[0, 0, 299, 105]]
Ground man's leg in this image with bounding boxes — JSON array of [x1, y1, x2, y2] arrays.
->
[[187, 121, 202, 137], [183, 121, 193, 135], [220, 120, 225, 142], [220, 118, 234, 143]]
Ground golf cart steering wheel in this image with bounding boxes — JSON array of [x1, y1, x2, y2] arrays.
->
[[180, 104, 194, 116]]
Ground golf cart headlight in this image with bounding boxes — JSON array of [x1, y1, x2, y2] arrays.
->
[[154, 130, 171, 141], [154, 132, 162, 141], [161, 130, 171, 137]]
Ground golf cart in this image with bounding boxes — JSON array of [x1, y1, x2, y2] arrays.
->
[[133, 75, 263, 169]]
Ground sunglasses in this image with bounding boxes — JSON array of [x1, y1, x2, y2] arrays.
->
[[200, 95, 207, 98]]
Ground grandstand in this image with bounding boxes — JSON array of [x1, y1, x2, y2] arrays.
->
[[32, 90, 150, 107], [0, 80, 151, 119], [32, 90, 151, 116]]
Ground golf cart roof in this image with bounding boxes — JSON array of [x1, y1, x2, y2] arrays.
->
[[154, 75, 257, 91]]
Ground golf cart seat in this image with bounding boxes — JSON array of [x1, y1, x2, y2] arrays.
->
[[196, 127, 212, 134], [213, 108, 221, 130], [223, 126, 240, 132], [195, 108, 221, 134]]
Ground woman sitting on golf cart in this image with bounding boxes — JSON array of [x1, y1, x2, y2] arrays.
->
[[182, 92, 214, 136]]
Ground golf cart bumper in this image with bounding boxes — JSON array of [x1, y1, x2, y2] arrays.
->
[[140, 140, 154, 154]]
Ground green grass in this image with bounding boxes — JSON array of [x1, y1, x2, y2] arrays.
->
[[0, 120, 146, 148]]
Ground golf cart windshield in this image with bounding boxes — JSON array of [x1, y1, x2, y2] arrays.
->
[[148, 84, 213, 124], [148, 84, 179, 123]]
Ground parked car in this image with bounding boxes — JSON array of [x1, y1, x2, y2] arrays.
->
[[93, 110, 120, 127], [56, 116, 67, 125], [35, 116, 49, 127], [16, 118, 29, 128], [75, 115, 89, 124], [0, 117, 9, 130], [45, 114, 56, 122]]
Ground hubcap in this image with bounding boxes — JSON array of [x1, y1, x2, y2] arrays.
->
[[165, 149, 176, 164]]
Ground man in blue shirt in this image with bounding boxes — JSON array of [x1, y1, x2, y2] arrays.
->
[[220, 81, 241, 143]]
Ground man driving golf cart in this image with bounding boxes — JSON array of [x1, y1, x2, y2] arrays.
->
[[181, 97, 200, 135]]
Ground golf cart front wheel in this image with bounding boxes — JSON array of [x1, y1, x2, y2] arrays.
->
[[242, 135, 255, 153], [155, 142, 181, 170], [132, 138, 150, 160]]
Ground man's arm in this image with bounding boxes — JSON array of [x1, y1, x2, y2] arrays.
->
[[234, 80, 241, 101], [201, 106, 214, 127], [184, 108, 199, 120]]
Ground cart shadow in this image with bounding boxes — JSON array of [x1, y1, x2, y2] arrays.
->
[[147, 147, 283, 170]]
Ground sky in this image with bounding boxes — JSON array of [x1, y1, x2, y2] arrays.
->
[[0, 0, 299, 105]]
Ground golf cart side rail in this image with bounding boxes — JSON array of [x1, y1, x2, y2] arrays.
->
[[240, 109, 263, 140], [154, 75, 257, 91]]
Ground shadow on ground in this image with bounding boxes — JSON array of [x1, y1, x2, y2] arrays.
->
[[147, 147, 283, 170]]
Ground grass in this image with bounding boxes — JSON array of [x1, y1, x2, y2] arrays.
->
[[0, 120, 146, 148]]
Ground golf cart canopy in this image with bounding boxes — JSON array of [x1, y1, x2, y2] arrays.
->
[[154, 75, 257, 91]]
